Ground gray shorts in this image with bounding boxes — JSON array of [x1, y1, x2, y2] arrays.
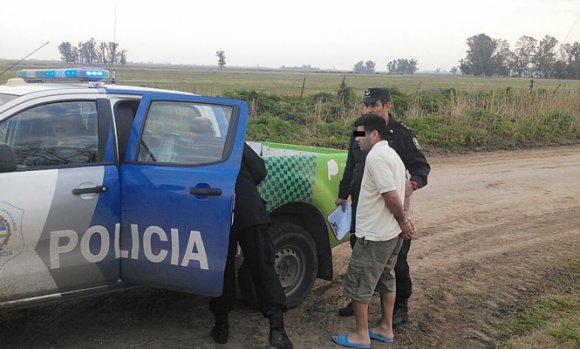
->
[[343, 235, 403, 303]]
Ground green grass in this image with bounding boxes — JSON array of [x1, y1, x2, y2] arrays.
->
[[2, 60, 580, 97], [496, 260, 580, 349]]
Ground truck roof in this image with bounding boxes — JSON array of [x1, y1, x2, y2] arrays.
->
[[0, 79, 193, 97], [0, 69, 195, 112]]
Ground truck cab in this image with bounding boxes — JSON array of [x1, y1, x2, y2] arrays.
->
[[0, 68, 249, 307]]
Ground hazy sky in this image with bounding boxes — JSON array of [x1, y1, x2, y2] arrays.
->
[[1, 0, 579, 71]]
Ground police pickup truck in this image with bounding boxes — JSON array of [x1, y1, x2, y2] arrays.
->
[[0, 68, 347, 310]]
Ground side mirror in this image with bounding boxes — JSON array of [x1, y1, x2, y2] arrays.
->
[[0, 143, 17, 172]]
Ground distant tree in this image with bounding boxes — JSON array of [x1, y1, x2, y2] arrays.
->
[[458, 59, 471, 75], [58, 39, 127, 65], [450, 66, 458, 75], [216, 50, 226, 69], [387, 58, 418, 74], [58, 42, 77, 63], [108, 42, 119, 65], [492, 39, 515, 76], [552, 60, 569, 79], [118, 49, 127, 65], [512, 36, 537, 77], [353, 61, 365, 73], [98, 42, 108, 65], [460, 33, 497, 76], [365, 60, 376, 73], [79, 38, 98, 65], [561, 42, 580, 79], [353, 60, 375, 73], [533, 35, 558, 78]]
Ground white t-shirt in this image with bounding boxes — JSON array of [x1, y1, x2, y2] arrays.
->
[[355, 140, 406, 241]]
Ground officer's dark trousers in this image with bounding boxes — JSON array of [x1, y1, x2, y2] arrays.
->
[[349, 224, 413, 302], [394, 238, 412, 301], [210, 224, 287, 318]]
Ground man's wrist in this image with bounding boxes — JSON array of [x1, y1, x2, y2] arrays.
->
[[410, 180, 420, 191]]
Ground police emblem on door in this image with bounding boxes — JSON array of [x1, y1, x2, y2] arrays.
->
[[0, 202, 24, 267], [0, 217, 9, 250]]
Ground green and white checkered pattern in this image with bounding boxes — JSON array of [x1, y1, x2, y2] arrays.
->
[[258, 155, 317, 212]]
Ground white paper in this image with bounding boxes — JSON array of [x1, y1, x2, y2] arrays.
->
[[327, 201, 352, 240]]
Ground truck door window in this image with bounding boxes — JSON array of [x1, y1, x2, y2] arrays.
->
[[0, 101, 99, 169], [137, 101, 232, 164]]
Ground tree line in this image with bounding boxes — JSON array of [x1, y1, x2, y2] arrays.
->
[[459, 33, 579, 79], [353, 59, 418, 75], [351, 33, 579, 79], [58, 38, 127, 65]]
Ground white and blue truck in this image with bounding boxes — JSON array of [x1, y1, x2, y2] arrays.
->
[[0, 68, 348, 309]]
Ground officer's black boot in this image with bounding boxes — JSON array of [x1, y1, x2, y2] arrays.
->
[[210, 313, 229, 344], [338, 301, 354, 317], [268, 311, 293, 349], [393, 298, 409, 327]]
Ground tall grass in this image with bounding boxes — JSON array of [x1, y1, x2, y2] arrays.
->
[[409, 89, 579, 120], [406, 90, 580, 148], [233, 86, 580, 150], [402, 89, 580, 149]]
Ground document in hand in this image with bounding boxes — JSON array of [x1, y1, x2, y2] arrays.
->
[[327, 201, 352, 240]]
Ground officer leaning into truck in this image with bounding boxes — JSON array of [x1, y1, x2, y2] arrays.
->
[[335, 88, 430, 327], [209, 142, 293, 349]]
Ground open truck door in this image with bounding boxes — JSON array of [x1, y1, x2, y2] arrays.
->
[[119, 94, 247, 296]]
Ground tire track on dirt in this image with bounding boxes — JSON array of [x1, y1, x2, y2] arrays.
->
[[395, 206, 580, 349]]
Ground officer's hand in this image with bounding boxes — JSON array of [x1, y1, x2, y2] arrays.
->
[[335, 198, 347, 212]]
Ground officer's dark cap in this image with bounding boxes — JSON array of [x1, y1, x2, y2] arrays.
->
[[362, 88, 391, 104]]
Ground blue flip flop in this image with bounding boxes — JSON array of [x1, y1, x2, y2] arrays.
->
[[331, 334, 371, 349], [368, 329, 394, 343]]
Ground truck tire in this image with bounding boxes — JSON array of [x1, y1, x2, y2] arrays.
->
[[237, 222, 318, 309]]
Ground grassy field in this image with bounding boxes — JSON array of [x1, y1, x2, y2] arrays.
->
[[104, 68, 580, 97], [2, 60, 580, 97]]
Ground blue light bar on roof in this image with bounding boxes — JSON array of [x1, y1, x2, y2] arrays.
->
[[16, 68, 110, 82]]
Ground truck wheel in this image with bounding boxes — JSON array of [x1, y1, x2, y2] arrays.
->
[[271, 222, 318, 308], [237, 222, 318, 309]]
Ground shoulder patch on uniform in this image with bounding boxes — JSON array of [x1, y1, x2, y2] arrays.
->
[[401, 122, 411, 131], [412, 137, 422, 150]]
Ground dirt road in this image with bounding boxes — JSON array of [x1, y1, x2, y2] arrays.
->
[[2, 145, 579, 349]]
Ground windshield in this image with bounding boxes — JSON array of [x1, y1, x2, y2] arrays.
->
[[0, 93, 18, 107]]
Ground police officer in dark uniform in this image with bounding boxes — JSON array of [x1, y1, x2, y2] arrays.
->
[[336, 88, 430, 327], [209, 143, 293, 349]]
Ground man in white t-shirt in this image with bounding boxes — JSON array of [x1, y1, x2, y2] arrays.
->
[[332, 114, 415, 349]]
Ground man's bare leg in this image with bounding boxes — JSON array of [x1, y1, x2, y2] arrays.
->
[[345, 300, 371, 346], [372, 292, 395, 340]]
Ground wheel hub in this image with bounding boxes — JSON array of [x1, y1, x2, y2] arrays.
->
[[274, 247, 301, 290]]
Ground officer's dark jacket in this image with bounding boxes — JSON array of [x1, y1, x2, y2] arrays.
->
[[232, 143, 271, 231], [338, 114, 430, 200], [337, 132, 367, 203]]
